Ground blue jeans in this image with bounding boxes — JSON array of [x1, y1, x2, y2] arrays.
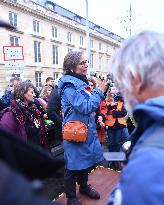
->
[[107, 128, 129, 152]]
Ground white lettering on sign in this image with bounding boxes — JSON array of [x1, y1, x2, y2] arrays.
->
[[6, 69, 23, 74], [5, 61, 24, 68], [3, 46, 24, 61]]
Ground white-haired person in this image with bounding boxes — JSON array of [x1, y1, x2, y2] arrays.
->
[[108, 31, 164, 205]]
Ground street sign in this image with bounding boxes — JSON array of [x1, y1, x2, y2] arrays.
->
[[3, 46, 24, 61], [5, 61, 24, 68], [6, 69, 23, 74]]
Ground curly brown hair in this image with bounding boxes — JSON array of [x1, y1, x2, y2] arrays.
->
[[63, 51, 84, 74], [40, 85, 52, 98], [13, 81, 35, 101], [88, 77, 97, 88]]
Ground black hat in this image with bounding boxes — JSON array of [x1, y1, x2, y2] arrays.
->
[[113, 92, 123, 102], [0, 19, 15, 29]]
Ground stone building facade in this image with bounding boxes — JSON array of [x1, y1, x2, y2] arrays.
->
[[0, 0, 123, 89]]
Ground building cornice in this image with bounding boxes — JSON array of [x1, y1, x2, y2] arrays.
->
[[31, 34, 45, 40], [1, 0, 86, 33], [50, 39, 62, 44], [66, 42, 75, 47], [2, 0, 121, 47], [90, 32, 120, 47], [6, 27, 24, 34]]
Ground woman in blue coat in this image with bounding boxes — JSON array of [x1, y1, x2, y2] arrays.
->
[[58, 51, 108, 205]]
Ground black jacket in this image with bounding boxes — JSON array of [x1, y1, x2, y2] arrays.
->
[[0, 128, 64, 179], [0, 160, 54, 205], [0, 127, 64, 204], [47, 86, 62, 143]]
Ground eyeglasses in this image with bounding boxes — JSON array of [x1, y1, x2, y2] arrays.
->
[[89, 84, 94, 87], [79, 60, 89, 66]]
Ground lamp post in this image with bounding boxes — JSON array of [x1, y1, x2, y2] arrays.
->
[[85, 0, 90, 75]]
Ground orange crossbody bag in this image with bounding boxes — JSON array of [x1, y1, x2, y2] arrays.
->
[[63, 120, 88, 142]]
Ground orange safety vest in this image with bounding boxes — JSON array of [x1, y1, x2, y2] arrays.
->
[[105, 101, 127, 127]]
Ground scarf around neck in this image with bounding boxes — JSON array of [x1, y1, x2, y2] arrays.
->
[[10, 99, 48, 148], [66, 71, 89, 85]]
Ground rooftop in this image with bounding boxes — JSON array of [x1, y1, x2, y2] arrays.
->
[[33, 0, 124, 42]]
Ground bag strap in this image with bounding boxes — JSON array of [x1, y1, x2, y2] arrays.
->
[[130, 126, 164, 159], [60, 82, 90, 127]]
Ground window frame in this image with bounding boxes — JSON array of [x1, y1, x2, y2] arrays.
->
[[90, 39, 93, 49], [52, 26, 58, 38], [10, 35, 19, 46], [35, 72, 42, 91], [34, 41, 41, 63], [80, 36, 84, 46], [9, 11, 17, 27], [52, 45, 59, 64], [90, 53, 93, 69], [33, 20, 40, 33], [67, 32, 72, 43]]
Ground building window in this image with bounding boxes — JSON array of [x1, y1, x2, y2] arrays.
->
[[90, 53, 93, 69], [9, 12, 17, 27], [34, 41, 41, 62], [10, 35, 19, 46], [106, 57, 110, 67], [33, 20, 40, 33], [80, 36, 84, 46], [53, 72, 59, 80], [35, 72, 42, 91], [68, 48, 72, 53], [52, 45, 59, 64], [90, 39, 93, 49], [99, 55, 102, 70], [52, 26, 58, 38], [67, 32, 72, 43], [74, 16, 81, 23], [99, 43, 102, 51]]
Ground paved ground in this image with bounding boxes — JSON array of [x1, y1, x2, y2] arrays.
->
[[42, 143, 112, 201], [57, 167, 120, 205], [42, 166, 65, 200]]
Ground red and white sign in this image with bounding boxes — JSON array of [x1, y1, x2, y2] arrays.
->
[[3, 46, 24, 61]]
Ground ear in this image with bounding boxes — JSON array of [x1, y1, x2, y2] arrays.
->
[[131, 72, 142, 95]]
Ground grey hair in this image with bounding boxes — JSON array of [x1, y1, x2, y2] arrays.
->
[[110, 31, 164, 92], [63, 51, 84, 74]]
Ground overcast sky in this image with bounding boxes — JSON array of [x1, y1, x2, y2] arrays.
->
[[52, 0, 164, 38]]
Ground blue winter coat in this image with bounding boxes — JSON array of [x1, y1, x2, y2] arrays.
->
[[58, 75, 104, 170], [109, 95, 164, 205]]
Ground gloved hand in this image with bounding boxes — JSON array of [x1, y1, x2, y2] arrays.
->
[[122, 141, 131, 152]]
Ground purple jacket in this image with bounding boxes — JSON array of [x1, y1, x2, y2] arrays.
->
[[0, 110, 27, 141]]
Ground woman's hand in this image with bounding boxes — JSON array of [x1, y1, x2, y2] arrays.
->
[[97, 116, 105, 127], [43, 113, 48, 119], [97, 79, 109, 93]]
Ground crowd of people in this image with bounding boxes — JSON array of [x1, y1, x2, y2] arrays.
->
[[0, 77, 62, 151], [0, 62, 133, 156], [1, 18, 164, 205], [0, 50, 134, 204], [0, 48, 132, 205]]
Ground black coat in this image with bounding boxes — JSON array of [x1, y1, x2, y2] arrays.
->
[[0, 127, 64, 204], [47, 86, 62, 144], [0, 128, 64, 179], [0, 160, 54, 205]]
